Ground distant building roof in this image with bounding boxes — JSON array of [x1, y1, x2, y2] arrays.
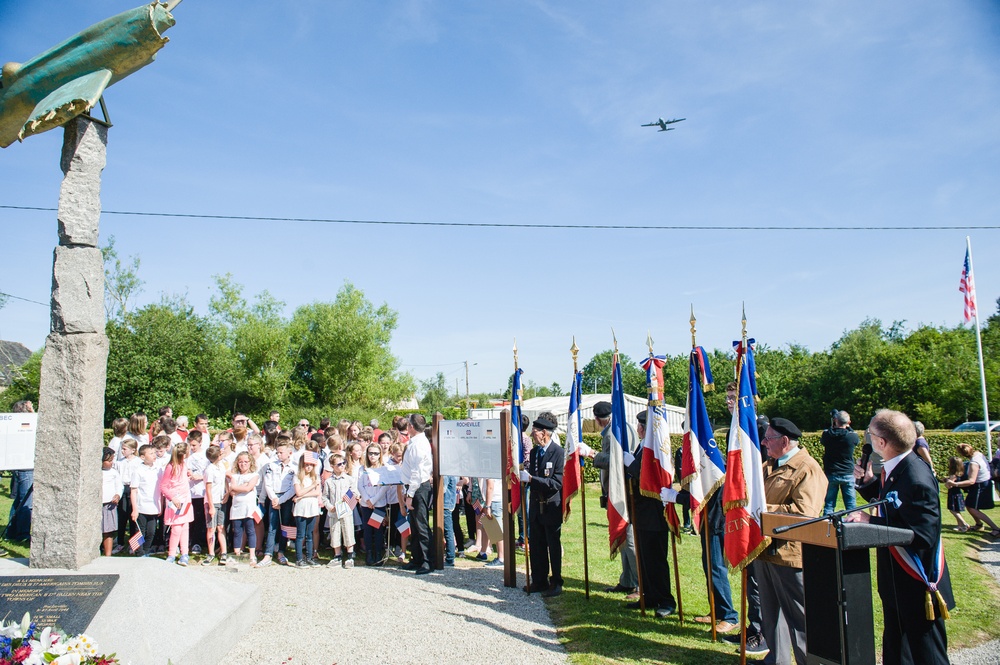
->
[[0, 340, 32, 386]]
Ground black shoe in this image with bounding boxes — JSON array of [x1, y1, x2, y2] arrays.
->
[[523, 583, 548, 593], [603, 583, 636, 594], [414, 565, 432, 575], [743, 634, 768, 657], [722, 629, 755, 645], [402, 562, 419, 571], [541, 585, 563, 598]]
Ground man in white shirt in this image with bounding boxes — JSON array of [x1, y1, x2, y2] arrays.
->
[[401, 414, 434, 575]]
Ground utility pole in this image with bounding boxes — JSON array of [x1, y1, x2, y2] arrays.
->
[[465, 360, 471, 414]]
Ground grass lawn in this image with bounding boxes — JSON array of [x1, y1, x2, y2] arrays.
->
[[519, 482, 1000, 664]]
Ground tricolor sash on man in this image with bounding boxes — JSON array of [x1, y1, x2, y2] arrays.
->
[[562, 370, 585, 522], [681, 346, 725, 532], [722, 338, 769, 570], [607, 350, 631, 557], [507, 367, 524, 515], [638, 354, 680, 535], [889, 539, 950, 621]]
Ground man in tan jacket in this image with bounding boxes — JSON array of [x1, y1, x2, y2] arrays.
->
[[754, 417, 828, 665]]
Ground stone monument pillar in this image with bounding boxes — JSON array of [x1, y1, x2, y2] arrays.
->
[[30, 116, 110, 570]]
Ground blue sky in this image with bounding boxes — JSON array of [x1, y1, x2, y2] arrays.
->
[[1, 1, 999, 396]]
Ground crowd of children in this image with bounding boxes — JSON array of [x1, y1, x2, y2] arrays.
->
[[102, 410, 509, 569]]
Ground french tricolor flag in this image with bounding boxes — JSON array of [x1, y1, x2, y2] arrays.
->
[[638, 353, 679, 535], [561, 370, 584, 522], [682, 346, 725, 533], [395, 515, 411, 537], [722, 337, 769, 570], [368, 509, 386, 529], [606, 349, 630, 558], [251, 504, 263, 524]]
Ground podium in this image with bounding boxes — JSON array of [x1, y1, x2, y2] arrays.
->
[[761, 512, 914, 665]]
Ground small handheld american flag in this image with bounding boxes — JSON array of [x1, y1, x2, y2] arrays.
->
[[343, 489, 358, 510], [472, 498, 483, 515], [129, 531, 145, 552], [281, 524, 297, 540]]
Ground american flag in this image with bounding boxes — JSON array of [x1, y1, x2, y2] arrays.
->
[[961, 245, 977, 322], [304, 451, 319, 465], [343, 489, 358, 510], [281, 524, 297, 540], [368, 509, 386, 528], [128, 531, 145, 552], [472, 498, 483, 515]]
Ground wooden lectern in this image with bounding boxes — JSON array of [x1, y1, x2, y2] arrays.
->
[[761, 512, 914, 665]]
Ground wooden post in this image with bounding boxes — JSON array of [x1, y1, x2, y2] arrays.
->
[[581, 475, 590, 600], [432, 412, 444, 570], [627, 484, 645, 617], [705, 520, 718, 641], [671, 531, 683, 623]]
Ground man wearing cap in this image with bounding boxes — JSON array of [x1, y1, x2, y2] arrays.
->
[[755, 417, 827, 665], [520, 415, 565, 597], [592, 400, 640, 596], [625, 411, 677, 618]]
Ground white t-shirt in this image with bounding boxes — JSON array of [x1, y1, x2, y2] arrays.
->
[[293, 474, 321, 518], [205, 463, 227, 505], [187, 450, 209, 499], [229, 472, 259, 520], [102, 467, 123, 503], [115, 456, 141, 486], [132, 463, 162, 515], [108, 436, 125, 461]]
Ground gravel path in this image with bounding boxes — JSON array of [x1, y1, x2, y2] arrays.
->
[[203, 556, 567, 665], [951, 535, 1000, 665]]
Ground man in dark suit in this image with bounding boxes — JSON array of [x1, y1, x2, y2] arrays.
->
[[625, 411, 677, 618], [847, 409, 954, 665], [520, 414, 565, 597]]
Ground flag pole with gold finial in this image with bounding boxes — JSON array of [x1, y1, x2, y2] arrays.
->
[[514, 338, 532, 594], [571, 336, 591, 599]]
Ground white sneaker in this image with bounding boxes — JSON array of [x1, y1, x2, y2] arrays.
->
[[257, 556, 273, 567], [327, 559, 341, 568], [343, 559, 354, 569]]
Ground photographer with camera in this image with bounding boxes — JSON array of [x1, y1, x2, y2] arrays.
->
[[820, 409, 860, 516]]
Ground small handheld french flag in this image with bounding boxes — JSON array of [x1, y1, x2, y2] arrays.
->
[[251, 504, 263, 524], [129, 531, 145, 552], [395, 515, 411, 537], [368, 509, 386, 529]]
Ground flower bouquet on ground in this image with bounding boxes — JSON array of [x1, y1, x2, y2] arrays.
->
[[0, 613, 119, 665]]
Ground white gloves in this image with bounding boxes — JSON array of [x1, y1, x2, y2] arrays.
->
[[520, 470, 531, 483], [660, 488, 678, 505], [578, 442, 596, 458], [623, 451, 635, 466]]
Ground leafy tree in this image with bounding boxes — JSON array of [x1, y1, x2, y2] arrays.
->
[[419, 372, 453, 413], [0, 349, 42, 411], [580, 349, 647, 397], [101, 236, 143, 322], [288, 283, 415, 410]]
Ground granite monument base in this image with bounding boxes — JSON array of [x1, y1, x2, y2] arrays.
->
[[0, 556, 260, 665]]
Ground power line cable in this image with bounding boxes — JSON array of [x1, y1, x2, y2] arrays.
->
[[1, 205, 997, 231], [0, 291, 48, 307]]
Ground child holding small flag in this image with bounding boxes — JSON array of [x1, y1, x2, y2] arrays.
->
[[130, 443, 162, 557], [293, 451, 322, 567], [322, 452, 357, 567], [228, 451, 261, 566], [160, 441, 194, 566], [101, 447, 123, 557], [359, 444, 389, 566]]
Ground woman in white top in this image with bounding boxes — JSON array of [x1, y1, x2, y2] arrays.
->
[[948, 443, 1000, 536]]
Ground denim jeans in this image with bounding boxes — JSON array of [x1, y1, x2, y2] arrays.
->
[[295, 515, 316, 561], [443, 476, 457, 563], [7, 470, 33, 541], [264, 500, 293, 555], [823, 474, 856, 515]]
